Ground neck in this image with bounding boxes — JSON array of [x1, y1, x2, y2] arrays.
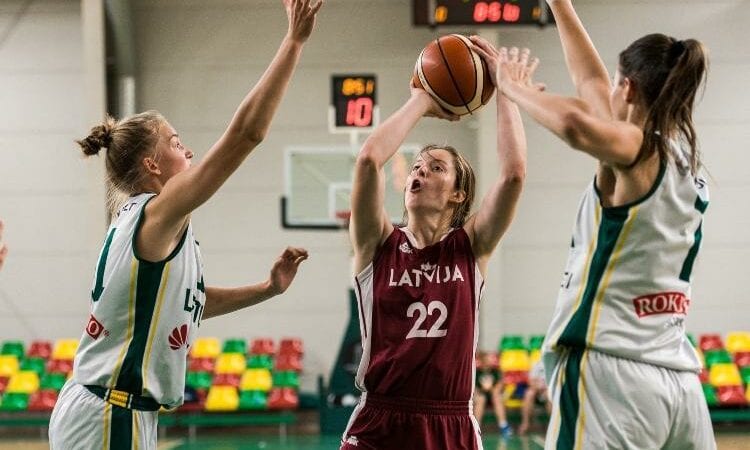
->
[[405, 212, 454, 247], [627, 104, 648, 128]]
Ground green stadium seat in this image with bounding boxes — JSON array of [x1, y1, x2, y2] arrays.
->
[[704, 349, 733, 368], [240, 369, 273, 392], [272, 371, 299, 389], [739, 366, 750, 386], [7, 371, 40, 394], [247, 354, 274, 370], [186, 371, 212, 390], [528, 335, 545, 350], [500, 335, 526, 351], [1, 341, 25, 360], [20, 357, 46, 377], [222, 339, 247, 355], [702, 384, 718, 407], [215, 353, 246, 375], [239, 390, 268, 410], [40, 373, 66, 392], [0, 392, 29, 411], [727, 332, 750, 354], [205, 386, 239, 412]]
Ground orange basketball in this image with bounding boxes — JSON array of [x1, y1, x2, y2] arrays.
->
[[412, 34, 495, 116]]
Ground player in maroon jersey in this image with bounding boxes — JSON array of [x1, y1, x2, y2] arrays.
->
[[341, 38, 537, 450]]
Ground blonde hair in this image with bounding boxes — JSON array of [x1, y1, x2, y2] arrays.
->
[[76, 111, 166, 214]]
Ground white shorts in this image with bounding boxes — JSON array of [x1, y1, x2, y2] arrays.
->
[[545, 348, 716, 450], [49, 380, 158, 450]]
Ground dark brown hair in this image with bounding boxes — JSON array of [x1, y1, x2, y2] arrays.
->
[[76, 111, 166, 212], [407, 144, 476, 228], [619, 34, 708, 174]]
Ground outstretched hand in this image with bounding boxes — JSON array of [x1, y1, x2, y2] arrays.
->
[[497, 47, 544, 94], [283, 0, 323, 43], [268, 246, 308, 295]]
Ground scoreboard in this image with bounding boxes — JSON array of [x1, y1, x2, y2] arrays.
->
[[413, 0, 552, 26]]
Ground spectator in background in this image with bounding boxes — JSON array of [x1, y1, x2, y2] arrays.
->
[[519, 360, 551, 435], [474, 351, 513, 438]]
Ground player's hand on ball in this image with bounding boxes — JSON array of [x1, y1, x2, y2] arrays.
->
[[469, 35, 501, 88], [496, 47, 544, 94], [283, 0, 323, 43], [268, 246, 308, 295], [409, 82, 461, 122]]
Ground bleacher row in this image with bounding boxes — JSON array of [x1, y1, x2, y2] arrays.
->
[[484, 332, 750, 409], [0, 337, 304, 413]]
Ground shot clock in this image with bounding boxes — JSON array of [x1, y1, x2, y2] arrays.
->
[[329, 74, 379, 133], [413, 0, 552, 27]]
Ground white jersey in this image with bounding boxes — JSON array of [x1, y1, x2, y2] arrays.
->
[[73, 193, 205, 408], [543, 152, 708, 373]]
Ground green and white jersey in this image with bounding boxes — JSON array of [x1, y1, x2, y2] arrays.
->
[[543, 150, 708, 373], [73, 193, 205, 408]]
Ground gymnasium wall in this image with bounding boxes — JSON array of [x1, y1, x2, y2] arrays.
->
[[0, 0, 746, 391]]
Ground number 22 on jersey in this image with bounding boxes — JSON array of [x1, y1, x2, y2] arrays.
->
[[405, 300, 448, 339]]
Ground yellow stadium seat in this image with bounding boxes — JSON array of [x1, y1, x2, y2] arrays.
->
[[746, 384, 750, 404], [7, 371, 40, 394], [726, 332, 750, 354], [502, 384, 522, 409], [190, 338, 221, 359], [52, 339, 78, 361], [530, 349, 541, 366], [240, 369, 273, 392], [500, 350, 530, 372], [709, 363, 741, 387], [205, 386, 239, 411], [0, 355, 19, 377], [215, 353, 246, 375]]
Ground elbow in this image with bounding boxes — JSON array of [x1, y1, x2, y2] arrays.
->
[[356, 143, 384, 170], [560, 111, 587, 149], [502, 163, 526, 187], [243, 130, 266, 147]]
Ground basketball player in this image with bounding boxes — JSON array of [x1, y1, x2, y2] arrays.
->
[[0, 220, 7, 271], [48, 1, 321, 448], [482, 0, 715, 447], [340, 42, 538, 450]]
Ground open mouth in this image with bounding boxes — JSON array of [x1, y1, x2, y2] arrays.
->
[[410, 179, 422, 192]]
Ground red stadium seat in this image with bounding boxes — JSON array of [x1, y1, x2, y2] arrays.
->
[[698, 368, 709, 384], [46, 359, 73, 375], [188, 357, 215, 373], [27, 390, 58, 411], [278, 338, 303, 356], [0, 376, 8, 394], [250, 338, 275, 356], [717, 385, 747, 406], [180, 388, 207, 412], [274, 353, 303, 372], [502, 371, 529, 385], [267, 387, 298, 410], [27, 341, 53, 360], [699, 334, 724, 352], [734, 351, 750, 368], [212, 373, 241, 388]]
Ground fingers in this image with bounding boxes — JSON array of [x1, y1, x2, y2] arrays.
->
[[498, 46, 508, 63], [508, 46, 519, 63], [310, 0, 324, 15], [468, 35, 498, 57], [519, 48, 530, 66], [281, 246, 308, 260], [528, 56, 540, 75]]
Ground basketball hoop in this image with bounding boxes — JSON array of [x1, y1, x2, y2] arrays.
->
[[335, 210, 352, 229]]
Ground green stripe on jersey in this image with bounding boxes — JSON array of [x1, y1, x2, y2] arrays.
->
[[115, 260, 166, 394], [109, 405, 133, 450], [557, 348, 584, 450], [558, 207, 629, 348], [92, 228, 117, 302]]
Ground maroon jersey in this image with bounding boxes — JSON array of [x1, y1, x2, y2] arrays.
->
[[353, 227, 483, 401]]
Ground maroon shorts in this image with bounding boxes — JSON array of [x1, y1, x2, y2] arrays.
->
[[340, 393, 482, 450]]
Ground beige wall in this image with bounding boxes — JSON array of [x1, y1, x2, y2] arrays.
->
[[0, 0, 746, 390]]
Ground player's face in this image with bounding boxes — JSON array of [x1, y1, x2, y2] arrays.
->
[[152, 123, 193, 180], [405, 149, 461, 214]]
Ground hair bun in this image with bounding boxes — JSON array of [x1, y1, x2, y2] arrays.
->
[[77, 116, 116, 157]]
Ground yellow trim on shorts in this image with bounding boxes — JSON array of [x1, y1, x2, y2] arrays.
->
[[133, 411, 140, 450], [574, 350, 590, 450], [549, 353, 567, 443], [102, 402, 112, 450], [141, 262, 171, 394], [109, 258, 138, 388], [552, 205, 601, 347], [586, 207, 640, 346]]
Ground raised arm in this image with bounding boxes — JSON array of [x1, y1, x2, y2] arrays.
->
[[547, 0, 612, 118], [466, 39, 528, 263], [350, 89, 457, 273], [143, 0, 322, 253]]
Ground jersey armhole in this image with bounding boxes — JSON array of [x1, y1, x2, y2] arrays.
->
[[132, 195, 190, 264]]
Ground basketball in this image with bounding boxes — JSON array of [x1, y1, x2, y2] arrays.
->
[[412, 34, 495, 116]]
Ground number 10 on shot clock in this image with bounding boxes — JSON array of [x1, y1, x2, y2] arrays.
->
[[329, 74, 379, 133]]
